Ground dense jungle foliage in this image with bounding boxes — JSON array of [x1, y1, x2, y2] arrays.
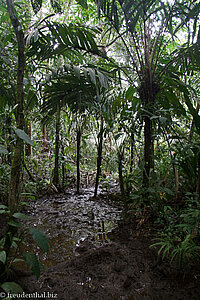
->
[[0, 0, 200, 297]]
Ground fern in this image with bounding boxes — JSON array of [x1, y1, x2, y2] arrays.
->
[[150, 233, 200, 269]]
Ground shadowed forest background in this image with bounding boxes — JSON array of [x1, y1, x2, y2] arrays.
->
[[0, 0, 200, 299]]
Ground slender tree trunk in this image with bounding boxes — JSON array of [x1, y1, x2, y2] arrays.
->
[[76, 127, 81, 194], [25, 121, 32, 156], [94, 118, 104, 197], [29, 122, 33, 156], [118, 149, 127, 211], [61, 143, 65, 188], [53, 103, 60, 188], [23, 162, 35, 182], [196, 153, 200, 200], [143, 115, 152, 186], [42, 124, 48, 152], [118, 150, 125, 196], [7, 0, 25, 213], [130, 132, 134, 173]]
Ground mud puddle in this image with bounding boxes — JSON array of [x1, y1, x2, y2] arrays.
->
[[16, 188, 200, 300], [22, 187, 122, 267]]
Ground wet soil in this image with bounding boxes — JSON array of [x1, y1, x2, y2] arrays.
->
[[20, 187, 122, 267], [12, 188, 200, 299]]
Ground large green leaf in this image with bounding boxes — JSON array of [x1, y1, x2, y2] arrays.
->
[[0, 144, 8, 155], [0, 251, 6, 264], [23, 252, 40, 279], [88, 68, 96, 85], [29, 227, 50, 253], [0, 205, 8, 210], [125, 86, 136, 100], [8, 220, 22, 228], [1, 281, 23, 293], [15, 128, 34, 146], [13, 212, 29, 220]]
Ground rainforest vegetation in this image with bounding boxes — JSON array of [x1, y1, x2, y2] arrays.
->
[[0, 0, 200, 299]]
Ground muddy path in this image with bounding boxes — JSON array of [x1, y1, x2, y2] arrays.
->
[[13, 188, 200, 300], [19, 186, 122, 267]]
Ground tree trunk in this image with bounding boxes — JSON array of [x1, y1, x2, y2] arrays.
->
[[139, 71, 159, 188], [53, 103, 60, 188], [118, 149, 127, 211], [61, 143, 65, 188], [196, 153, 200, 200], [94, 118, 104, 197], [7, 0, 25, 213], [143, 115, 152, 186], [25, 121, 32, 157], [118, 150, 125, 195], [76, 127, 81, 194], [29, 122, 33, 156], [130, 132, 134, 173], [42, 124, 48, 152]]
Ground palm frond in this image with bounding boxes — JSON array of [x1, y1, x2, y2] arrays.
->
[[41, 64, 111, 123], [27, 22, 106, 61]]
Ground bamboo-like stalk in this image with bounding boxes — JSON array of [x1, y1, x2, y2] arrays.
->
[[53, 102, 61, 188], [94, 117, 104, 197], [76, 126, 81, 194]]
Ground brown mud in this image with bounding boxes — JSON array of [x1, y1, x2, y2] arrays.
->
[[17, 222, 200, 300], [7, 188, 200, 299]]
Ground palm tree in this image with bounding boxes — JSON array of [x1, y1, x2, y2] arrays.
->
[[0, 0, 107, 278], [85, 91, 108, 197], [42, 65, 108, 192], [2, 0, 108, 212], [94, 0, 200, 187]]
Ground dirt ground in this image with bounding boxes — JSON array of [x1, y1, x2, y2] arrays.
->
[[16, 219, 200, 300]]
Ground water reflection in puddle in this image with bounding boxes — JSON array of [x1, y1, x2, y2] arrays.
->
[[23, 188, 122, 267]]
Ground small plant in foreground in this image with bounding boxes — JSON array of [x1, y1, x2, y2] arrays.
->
[[150, 232, 200, 270], [0, 204, 51, 295], [178, 208, 200, 235]]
